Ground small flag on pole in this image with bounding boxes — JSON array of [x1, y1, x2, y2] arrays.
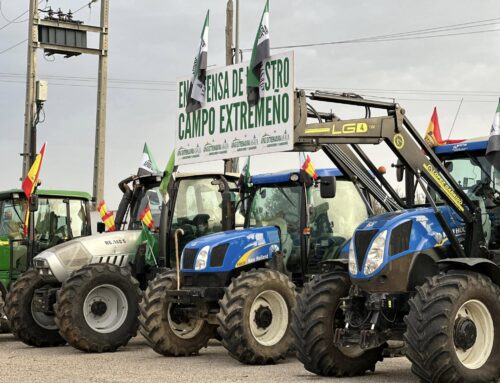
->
[[301, 153, 318, 180], [140, 204, 155, 230], [238, 156, 251, 187], [22, 142, 46, 237], [424, 108, 464, 147], [159, 150, 177, 203], [486, 99, 500, 172], [22, 142, 46, 200], [247, 0, 270, 107], [186, 10, 209, 113], [138, 143, 160, 176], [97, 200, 116, 232]]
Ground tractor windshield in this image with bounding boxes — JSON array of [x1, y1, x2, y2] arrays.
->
[[248, 185, 302, 263], [34, 198, 90, 249], [168, 177, 244, 261], [439, 154, 499, 249], [0, 197, 27, 241], [130, 186, 163, 230]]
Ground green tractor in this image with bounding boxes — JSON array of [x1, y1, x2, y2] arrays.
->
[[0, 189, 92, 330]]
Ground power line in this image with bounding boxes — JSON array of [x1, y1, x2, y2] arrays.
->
[[0, 2, 29, 31], [73, 0, 99, 14], [0, 72, 176, 85], [244, 17, 500, 51], [0, 38, 27, 55]]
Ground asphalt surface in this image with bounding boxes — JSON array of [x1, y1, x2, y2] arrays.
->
[[0, 334, 417, 383]]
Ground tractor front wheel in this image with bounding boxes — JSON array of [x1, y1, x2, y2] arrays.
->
[[5, 269, 65, 347], [139, 271, 216, 356], [405, 271, 500, 383], [292, 272, 384, 376], [217, 269, 296, 365], [55, 263, 141, 353]]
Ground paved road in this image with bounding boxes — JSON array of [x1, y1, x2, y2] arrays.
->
[[0, 334, 417, 383]]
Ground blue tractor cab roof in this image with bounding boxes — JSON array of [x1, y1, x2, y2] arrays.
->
[[434, 137, 488, 155], [251, 168, 343, 185]]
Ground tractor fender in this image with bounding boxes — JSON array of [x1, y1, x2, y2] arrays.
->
[[437, 258, 500, 286]]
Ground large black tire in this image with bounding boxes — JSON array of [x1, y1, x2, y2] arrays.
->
[[217, 269, 296, 365], [5, 269, 66, 347], [54, 263, 141, 353], [404, 271, 500, 383], [0, 288, 11, 333], [292, 272, 384, 376], [139, 271, 217, 356]]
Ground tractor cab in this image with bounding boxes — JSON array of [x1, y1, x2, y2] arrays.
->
[[434, 138, 499, 250], [0, 189, 91, 291], [245, 168, 371, 282]]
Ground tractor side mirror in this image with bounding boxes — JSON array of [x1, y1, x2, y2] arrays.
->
[[97, 222, 106, 234], [320, 176, 336, 198], [394, 160, 404, 182], [444, 161, 453, 172], [29, 195, 39, 212]]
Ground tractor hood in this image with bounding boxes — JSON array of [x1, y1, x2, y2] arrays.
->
[[181, 226, 281, 272], [349, 205, 465, 280], [33, 230, 142, 282]]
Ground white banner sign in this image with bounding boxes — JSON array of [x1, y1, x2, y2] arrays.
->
[[175, 51, 294, 165]]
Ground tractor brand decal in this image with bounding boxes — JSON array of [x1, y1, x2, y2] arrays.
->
[[422, 164, 464, 212], [332, 122, 369, 135], [0, 240, 9, 246], [235, 241, 279, 268], [393, 134, 405, 149]]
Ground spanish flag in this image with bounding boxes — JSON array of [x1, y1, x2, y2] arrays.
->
[[22, 142, 46, 199], [97, 200, 116, 232], [301, 154, 318, 180], [140, 205, 155, 230], [424, 108, 464, 147]]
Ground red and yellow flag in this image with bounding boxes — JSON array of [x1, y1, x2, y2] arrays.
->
[[140, 205, 155, 230], [301, 154, 318, 180], [424, 108, 464, 147], [97, 200, 116, 232], [22, 143, 46, 199]]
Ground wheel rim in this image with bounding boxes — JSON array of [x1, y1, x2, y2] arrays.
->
[[454, 299, 494, 369], [31, 300, 57, 330], [167, 303, 204, 339], [249, 290, 288, 346], [83, 284, 128, 334]]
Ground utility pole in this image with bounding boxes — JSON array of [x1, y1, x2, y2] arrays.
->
[[224, 0, 239, 174], [21, 0, 109, 209], [92, 0, 109, 208], [21, 0, 39, 178]]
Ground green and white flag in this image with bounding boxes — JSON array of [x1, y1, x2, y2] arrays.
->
[[186, 10, 209, 113], [247, 0, 270, 107], [486, 98, 500, 172], [159, 150, 177, 203], [138, 143, 160, 176]]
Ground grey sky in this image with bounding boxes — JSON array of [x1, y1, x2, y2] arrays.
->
[[1, 0, 499, 208]]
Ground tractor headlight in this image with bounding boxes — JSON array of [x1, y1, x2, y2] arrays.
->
[[195, 245, 210, 270], [363, 230, 387, 276], [54, 241, 93, 271], [348, 240, 357, 275]]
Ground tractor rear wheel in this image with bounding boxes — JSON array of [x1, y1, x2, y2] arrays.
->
[[0, 289, 10, 333], [404, 271, 500, 383], [292, 272, 384, 376], [5, 269, 65, 347], [55, 263, 141, 353], [217, 269, 296, 365], [139, 271, 216, 356]]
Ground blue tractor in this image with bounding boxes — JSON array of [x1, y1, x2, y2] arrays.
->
[[291, 92, 499, 383], [139, 166, 383, 364]]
